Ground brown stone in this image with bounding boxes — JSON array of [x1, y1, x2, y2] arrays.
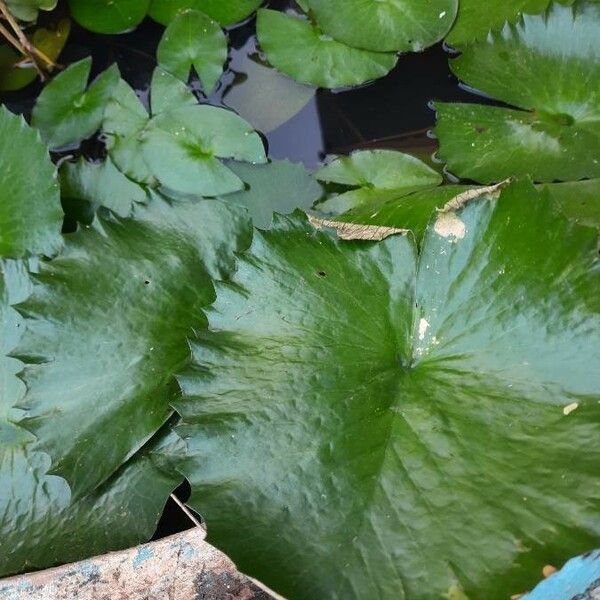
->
[[0, 528, 283, 600]]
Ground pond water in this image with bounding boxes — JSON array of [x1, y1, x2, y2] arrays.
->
[[1, 0, 486, 171]]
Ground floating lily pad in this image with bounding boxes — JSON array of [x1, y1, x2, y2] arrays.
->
[[16, 195, 250, 498], [149, 0, 263, 26], [103, 70, 266, 195], [59, 157, 148, 223], [103, 69, 197, 185], [316, 150, 442, 215], [68, 0, 150, 34], [305, 0, 458, 52], [435, 1, 600, 183], [221, 159, 323, 228], [176, 180, 600, 599], [156, 9, 227, 93], [142, 105, 266, 196], [0, 107, 63, 259], [32, 58, 119, 150], [150, 67, 197, 114], [257, 9, 398, 89]]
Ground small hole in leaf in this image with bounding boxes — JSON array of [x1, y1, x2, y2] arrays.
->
[[317, 271, 327, 278], [144, 280, 150, 285]]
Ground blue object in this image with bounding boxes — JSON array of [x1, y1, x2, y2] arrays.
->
[[523, 550, 600, 600]]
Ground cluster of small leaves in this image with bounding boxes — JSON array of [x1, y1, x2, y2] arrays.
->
[[0, 0, 599, 599]]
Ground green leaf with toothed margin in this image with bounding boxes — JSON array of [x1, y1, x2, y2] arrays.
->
[[14, 194, 251, 499], [175, 179, 600, 600], [446, 0, 574, 47], [0, 260, 183, 578], [435, 1, 600, 183], [0, 106, 63, 259]]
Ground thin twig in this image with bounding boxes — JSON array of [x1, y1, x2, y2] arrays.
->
[[0, 20, 24, 53], [169, 493, 205, 530], [0, 14, 44, 78], [0, 0, 56, 72], [248, 577, 289, 600]]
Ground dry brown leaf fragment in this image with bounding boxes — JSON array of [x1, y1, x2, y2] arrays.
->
[[308, 215, 409, 241]]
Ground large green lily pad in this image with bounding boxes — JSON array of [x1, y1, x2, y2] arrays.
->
[[0, 260, 182, 577], [305, 0, 458, 52], [16, 195, 250, 498], [0, 107, 63, 259], [257, 9, 398, 89], [176, 180, 600, 599], [435, 1, 600, 183], [149, 0, 263, 26]]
